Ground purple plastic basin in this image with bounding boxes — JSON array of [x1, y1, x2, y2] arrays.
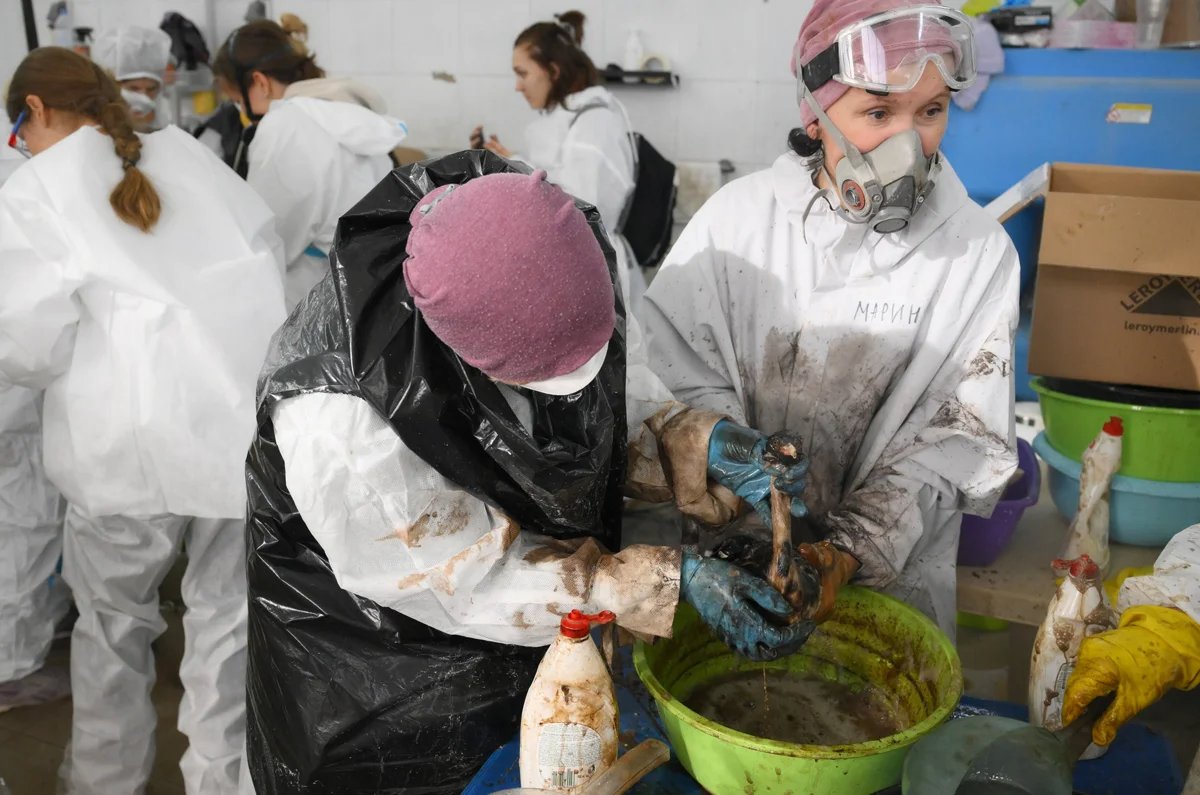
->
[[957, 438, 1040, 567]]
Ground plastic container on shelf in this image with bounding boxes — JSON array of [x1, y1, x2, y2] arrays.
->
[[1033, 432, 1200, 547], [958, 438, 1041, 567], [1136, 0, 1170, 47], [1033, 377, 1200, 483]]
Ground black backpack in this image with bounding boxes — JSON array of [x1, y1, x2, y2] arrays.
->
[[570, 104, 677, 269], [621, 133, 677, 269]]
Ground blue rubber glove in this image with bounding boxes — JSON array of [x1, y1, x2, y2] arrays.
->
[[707, 420, 808, 526], [679, 552, 816, 661]]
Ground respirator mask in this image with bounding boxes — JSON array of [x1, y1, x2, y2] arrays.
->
[[121, 88, 163, 131], [798, 6, 977, 234]]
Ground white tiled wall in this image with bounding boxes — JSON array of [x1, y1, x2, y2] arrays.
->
[[18, 0, 823, 175]]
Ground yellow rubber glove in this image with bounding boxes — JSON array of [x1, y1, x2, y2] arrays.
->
[[1103, 565, 1153, 607], [1062, 605, 1200, 746]]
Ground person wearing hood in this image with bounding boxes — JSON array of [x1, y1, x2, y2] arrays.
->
[[91, 26, 174, 132], [2, 47, 287, 793], [213, 20, 408, 310], [471, 11, 647, 316], [641, 0, 1019, 636], [241, 157, 818, 793]]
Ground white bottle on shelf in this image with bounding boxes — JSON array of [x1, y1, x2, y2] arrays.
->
[[622, 30, 644, 83]]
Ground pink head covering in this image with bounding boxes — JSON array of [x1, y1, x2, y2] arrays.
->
[[791, 0, 953, 127], [403, 170, 615, 389]]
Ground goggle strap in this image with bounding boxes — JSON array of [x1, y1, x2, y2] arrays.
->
[[800, 44, 840, 93], [798, 80, 878, 195]]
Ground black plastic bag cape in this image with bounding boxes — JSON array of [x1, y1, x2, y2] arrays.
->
[[244, 151, 628, 793]]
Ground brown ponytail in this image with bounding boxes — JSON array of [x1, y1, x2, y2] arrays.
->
[[5, 48, 161, 232], [97, 97, 161, 232], [515, 10, 599, 110]]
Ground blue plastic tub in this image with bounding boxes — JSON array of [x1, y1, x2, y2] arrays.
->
[[1033, 433, 1200, 547], [958, 438, 1040, 566]]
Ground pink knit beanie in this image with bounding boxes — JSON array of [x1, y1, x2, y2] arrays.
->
[[404, 171, 615, 391], [791, 0, 953, 127]]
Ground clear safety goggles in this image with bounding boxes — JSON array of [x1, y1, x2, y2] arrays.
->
[[801, 6, 977, 94], [7, 110, 31, 159]]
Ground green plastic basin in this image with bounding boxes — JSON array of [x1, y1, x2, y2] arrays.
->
[[633, 587, 962, 795], [1032, 377, 1200, 483]]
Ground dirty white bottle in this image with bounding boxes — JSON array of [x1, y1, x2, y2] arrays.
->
[[1028, 554, 1115, 759], [1061, 416, 1123, 575], [520, 610, 618, 792]]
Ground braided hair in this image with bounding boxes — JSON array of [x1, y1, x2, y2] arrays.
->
[[6, 47, 161, 232]]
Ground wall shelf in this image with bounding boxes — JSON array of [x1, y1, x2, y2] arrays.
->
[[601, 66, 679, 87]]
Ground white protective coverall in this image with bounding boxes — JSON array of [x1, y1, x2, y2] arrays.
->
[[0, 145, 68, 693], [642, 151, 1019, 634], [1115, 527, 1200, 792], [0, 385, 67, 683], [247, 96, 408, 309], [270, 316, 686, 647], [0, 125, 287, 794], [520, 86, 646, 315]]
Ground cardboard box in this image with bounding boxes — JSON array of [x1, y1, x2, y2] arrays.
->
[[1028, 163, 1200, 391], [1115, 0, 1200, 46]]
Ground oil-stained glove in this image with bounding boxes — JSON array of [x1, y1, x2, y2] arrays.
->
[[792, 540, 859, 623], [678, 551, 816, 661], [712, 536, 859, 623], [1062, 605, 1200, 746], [707, 421, 807, 526]]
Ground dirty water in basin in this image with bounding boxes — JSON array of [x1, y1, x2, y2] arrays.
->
[[685, 669, 908, 746]]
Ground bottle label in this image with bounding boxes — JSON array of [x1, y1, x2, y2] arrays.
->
[[537, 722, 602, 789]]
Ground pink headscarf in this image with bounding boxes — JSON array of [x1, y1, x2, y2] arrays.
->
[[791, 0, 954, 126], [404, 170, 615, 387]]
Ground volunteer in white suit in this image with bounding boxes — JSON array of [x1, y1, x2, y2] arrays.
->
[[642, 0, 1020, 635], [239, 162, 815, 793], [0, 120, 70, 717], [214, 20, 408, 310], [473, 10, 645, 314], [1, 48, 286, 793], [91, 26, 173, 132]]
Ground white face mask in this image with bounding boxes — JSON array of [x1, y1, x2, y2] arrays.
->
[[121, 88, 162, 131]]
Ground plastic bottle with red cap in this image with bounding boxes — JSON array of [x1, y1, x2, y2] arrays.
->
[[1062, 415, 1124, 575], [519, 610, 619, 792], [1028, 554, 1116, 759]]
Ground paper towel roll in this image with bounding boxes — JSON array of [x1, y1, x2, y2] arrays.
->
[[641, 54, 671, 84], [675, 161, 724, 222]]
